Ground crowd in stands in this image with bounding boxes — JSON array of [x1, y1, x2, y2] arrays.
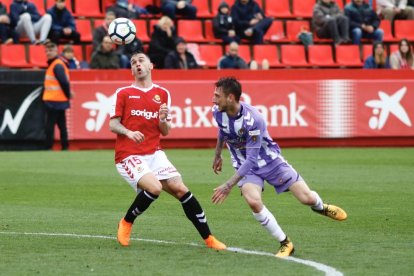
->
[[0, 0, 414, 69]]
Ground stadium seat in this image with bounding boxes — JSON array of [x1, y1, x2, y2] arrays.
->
[[204, 20, 222, 43], [211, 0, 228, 16], [291, 0, 314, 18], [379, 20, 396, 42], [93, 19, 104, 28], [308, 45, 336, 67], [264, 20, 288, 42], [252, 45, 281, 67], [225, 44, 251, 63], [286, 20, 310, 42], [58, 44, 84, 61], [28, 45, 48, 68], [362, 44, 373, 61], [192, 0, 213, 18], [394, 20, 414, 40], [334, 0, 344, 9], [31, 0, 45, 14], [85, 44, 94, 62], [0, 44, 31, 68], [46, 0, 73, 13], [280, 45, 309, 67], [76, 19, 93, 42], [2, 0, 11, 12], [335, 45, 363, 67], [177, 20, 207, 43], [73, 0, 103, 17], [264, 0, 292, 17], [132, 20, 150, 42], [198, 44, 223, 68]]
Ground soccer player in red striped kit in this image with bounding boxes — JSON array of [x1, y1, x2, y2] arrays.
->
[[109, 51, 226, 250]]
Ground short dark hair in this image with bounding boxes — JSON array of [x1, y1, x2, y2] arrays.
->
[[130, 51, 151, 61], [215, 77, 242, 102]]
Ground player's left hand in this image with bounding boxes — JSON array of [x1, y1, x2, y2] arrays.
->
[[212, 183, 232, 204]]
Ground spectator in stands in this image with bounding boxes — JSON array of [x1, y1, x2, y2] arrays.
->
[[231, 0, 273, 45], [148, 16, 177, 69], [164, 36, 200, 69], [106, 0, 149, 19], [377, 0, 414, 21], [90, 36, 121, 69], [213, 2, 240, 44], [363, 41, 391, 68], [312, 0, 351, 45], [118, 37, 144, 68], [10, 0, 52, 44], [161, 0, 197, 20], [93, 10, 116, 50], [390, 38, 414, 69], [0, 1, 17, 44], [344, 0, 383, 45], [218, 42, 248, 69], [47, 0, 80, 44], [42, 41, 71, 150], [61, 44, 88, 69]]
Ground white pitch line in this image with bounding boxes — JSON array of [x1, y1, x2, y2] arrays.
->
[[0, 231, 343, 276]]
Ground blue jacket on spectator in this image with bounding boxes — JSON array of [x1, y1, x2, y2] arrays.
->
[[363, 56, 391, 69], [10, 0, 41, 27], [231, 0, 263, 32], [47, 6, 76, 32], [344, 1, 380, 31]]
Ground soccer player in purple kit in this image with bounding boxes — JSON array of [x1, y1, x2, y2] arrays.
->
[[210, 77, 347, 257]]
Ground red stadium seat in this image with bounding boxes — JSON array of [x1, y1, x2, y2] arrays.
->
[[379, 20, 396, 42], [362, 44, 373, 61], [264, 20, 287, 42], [2, 0, 11, 12], [198, 44, 223, 68], [0, 44, 31, 68], [192, 0, 213, 18], [76, 19, 93, 42], [132, 20, 150, 42], [389, 44, 399, 55], [93, 19, 104, 28], [31, 0, 45, 14], [394, 20, 414, 40], [264, 0, 292, 17], [73, 0, 102, 17], [335, 45, 363, 67], [280, 45, 309, 67], [204, 20, 222, 43], [308, 45, 336, 67], [286, 20, 310, 42], [252, 45, 281, 67], [225, 44, 251, 63], [28, 45, 48, 68], [85, 44, 94, 62], [334, 0, 344, 9], [177, 20, 207, 43], [292, 0, 314, 18]]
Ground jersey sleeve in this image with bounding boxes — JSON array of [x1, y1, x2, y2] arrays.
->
[[110, 89, 125, 119]]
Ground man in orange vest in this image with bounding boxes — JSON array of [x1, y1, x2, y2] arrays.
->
[[42, 41, 71, 150]]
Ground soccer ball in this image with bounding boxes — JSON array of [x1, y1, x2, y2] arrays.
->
[[108, 18, 136, 45]]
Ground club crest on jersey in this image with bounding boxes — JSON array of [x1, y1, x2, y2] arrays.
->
[[153, 95, 161, 104], [238, 128, 245, 136], [136, 166, 144, 173]]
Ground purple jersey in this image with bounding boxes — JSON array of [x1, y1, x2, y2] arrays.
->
[[212, 102, 281, 173]]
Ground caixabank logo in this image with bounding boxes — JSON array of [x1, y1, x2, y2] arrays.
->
[[365, 87, 412, 130]]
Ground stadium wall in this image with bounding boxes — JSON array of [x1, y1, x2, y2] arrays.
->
[[1, 69, 413, 150]]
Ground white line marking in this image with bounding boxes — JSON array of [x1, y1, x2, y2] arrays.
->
[[0, 231, 343, 276]]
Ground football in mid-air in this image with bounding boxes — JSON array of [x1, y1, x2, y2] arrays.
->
[[108, 18, 136, 45]]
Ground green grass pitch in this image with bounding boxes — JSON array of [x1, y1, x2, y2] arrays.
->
[[1, 148, 413, 275]]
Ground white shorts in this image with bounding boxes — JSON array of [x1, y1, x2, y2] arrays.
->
[[116, 150, 181, 192]]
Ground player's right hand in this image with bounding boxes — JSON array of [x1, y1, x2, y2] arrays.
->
[[126, 130, 145, 143], [212, 156, 223, 174]]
